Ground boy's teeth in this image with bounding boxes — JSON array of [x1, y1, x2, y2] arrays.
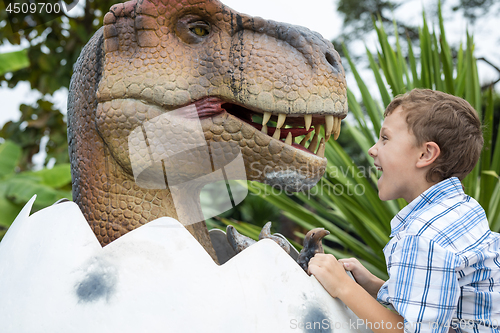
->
[[277, 114, 286, 129], [285, 132, 293, 145], [304, 114, 312, 131], [262, 112, 271, 126]]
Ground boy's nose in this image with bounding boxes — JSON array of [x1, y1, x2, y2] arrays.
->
[[368, 144, 377, 158]]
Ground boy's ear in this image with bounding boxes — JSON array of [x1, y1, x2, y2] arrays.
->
[[416, 142, 440, 168]]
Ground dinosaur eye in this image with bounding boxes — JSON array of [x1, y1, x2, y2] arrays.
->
[[176, 15, 212, 44], [190, 26, 209, 37]]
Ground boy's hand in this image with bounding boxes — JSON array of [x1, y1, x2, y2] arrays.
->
[[338, 258, 385, 298], [309, 254, 405, 332], [307, 253, 353, 299]]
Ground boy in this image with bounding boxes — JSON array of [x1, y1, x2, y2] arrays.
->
[[308, 89, 500, 333]]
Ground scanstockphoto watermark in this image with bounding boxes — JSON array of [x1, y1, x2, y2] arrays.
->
[[403, 319, 500, 331], [290, 319, 499, 331], [249, 163, 380, 198], [290, 318, 405, 331]]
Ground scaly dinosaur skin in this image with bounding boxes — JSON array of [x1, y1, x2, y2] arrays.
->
[[67, 0, 347, 262]]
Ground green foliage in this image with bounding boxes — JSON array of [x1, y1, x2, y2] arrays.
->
[[249, 5, 500, 278], [0, 50, 29, 76], [212, 217, 262, 241], [0, 140, 72, 240], [0, 0, 122, 168], [206, 193, 282, 234], [0, 99, 69, 170], [335, 0, 500, 45]]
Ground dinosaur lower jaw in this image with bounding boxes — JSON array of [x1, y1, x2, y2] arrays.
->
[[193, 96, 343, 157]]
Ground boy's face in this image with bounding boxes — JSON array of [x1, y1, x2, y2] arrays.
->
[[368, 106, 424, 203]]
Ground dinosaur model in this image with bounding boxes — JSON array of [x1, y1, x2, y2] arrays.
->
[[67, 0, 347, 261]]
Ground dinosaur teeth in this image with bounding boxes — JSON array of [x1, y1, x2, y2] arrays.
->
[[258, 112, 341, 150], [276, 114, 286, 129], [334, 117, 341, 140], [262, 112, 271, 126], [273, 128, 281, 140], [299, 132, 312, 146], [325, 115, 334, 141], [308, 131, 319, 153], [304, 115, 312, 131], [316, 138, 326, 158]]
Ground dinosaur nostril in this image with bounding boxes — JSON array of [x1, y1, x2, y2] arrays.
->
[[325, 52, 340, 72]]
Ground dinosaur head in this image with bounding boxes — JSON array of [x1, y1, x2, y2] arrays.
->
[[97, 0, 346, 192], [67, 0, 346, 252]]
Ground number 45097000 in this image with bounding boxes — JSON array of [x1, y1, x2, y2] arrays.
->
[[6, 2, 61, 14]]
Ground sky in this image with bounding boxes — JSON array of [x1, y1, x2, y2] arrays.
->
[[1, 0, 499, 128]]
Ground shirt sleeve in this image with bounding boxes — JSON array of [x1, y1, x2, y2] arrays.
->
[[377, 235, 461, 333]]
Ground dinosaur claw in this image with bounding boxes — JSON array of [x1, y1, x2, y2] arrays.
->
[[259, 221, 272, 240], [297, 227, 330, 272], [228, 222, 291, 256], [258, 222, 290, 254], [226, 225, 256, 253]]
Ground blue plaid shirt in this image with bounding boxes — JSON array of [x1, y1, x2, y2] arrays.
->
[[377, 177, 500, 333]]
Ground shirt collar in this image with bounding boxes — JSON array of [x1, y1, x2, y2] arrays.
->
[[389, 177, 464, 237]]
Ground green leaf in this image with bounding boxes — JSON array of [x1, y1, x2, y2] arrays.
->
[[218, 217, 261, 240], [0, 141, 22, 179], [454, 44, 466, 96], [0, 50, 30, 76], [438, 1, 454, 94], [346, 89, 376, 144], [366, 49, 392, 107], [432, 30, 444, 92], [479, 88, 495, 211], [26, 164, 72, 188], [4, 177, 70, 209], [491, 115, 500, 175], [343, 43, 382, 136], [419, 19, 431, 88], [0, 183, 24, 228], [489, 180, 500, 231], [407, 39, 420, 88]]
